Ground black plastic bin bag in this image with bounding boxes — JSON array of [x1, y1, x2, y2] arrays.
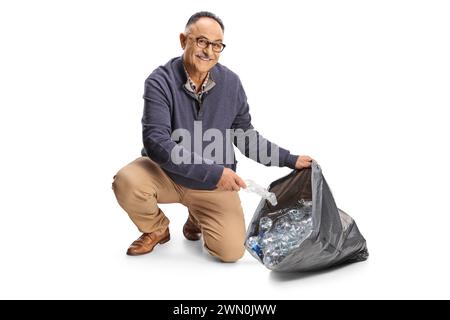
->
[[245, 161, 369, 272]]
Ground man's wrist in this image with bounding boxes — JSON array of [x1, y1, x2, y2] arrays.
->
[[207, 164, 225, 188], [285, 154, 299, 169]]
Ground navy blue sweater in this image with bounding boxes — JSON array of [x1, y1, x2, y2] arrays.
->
[[141, 56, 298, 190]]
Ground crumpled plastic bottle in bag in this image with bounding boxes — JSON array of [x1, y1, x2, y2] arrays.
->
[[246, 199, 314, 268]]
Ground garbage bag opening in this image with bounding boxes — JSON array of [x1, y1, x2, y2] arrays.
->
[[259, 167, 312, 216]]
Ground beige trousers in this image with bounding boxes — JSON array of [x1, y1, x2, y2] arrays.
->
[[112, 157, 246, 262]]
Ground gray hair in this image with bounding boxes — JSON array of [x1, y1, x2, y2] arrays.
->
[[185, 11, 224, 33]]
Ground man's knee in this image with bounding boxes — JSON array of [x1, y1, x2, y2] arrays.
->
[[112, 168, 132, 195], [217, 245, 245, 263], [112, 167, 152, 203], [204, 235, 246, 263]]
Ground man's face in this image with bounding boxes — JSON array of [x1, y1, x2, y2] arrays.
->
[[180, 17, 224, 75]]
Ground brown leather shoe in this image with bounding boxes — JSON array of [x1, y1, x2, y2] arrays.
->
[[126, 228, 170, 256], [183, 216, 202, 241]]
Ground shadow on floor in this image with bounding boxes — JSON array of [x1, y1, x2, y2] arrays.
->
[[181, 237, 204, 254], [269, 260, 367, 282], [181, 238, 221, 263]]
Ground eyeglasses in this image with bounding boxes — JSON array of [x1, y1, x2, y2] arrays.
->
[[190, 36, 226, 53]]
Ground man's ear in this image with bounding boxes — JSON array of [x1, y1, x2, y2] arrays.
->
[[179, 33, 187, 50]]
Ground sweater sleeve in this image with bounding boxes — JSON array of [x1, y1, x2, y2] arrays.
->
[[142, 78, 224, 189], [231, 78, 299, 169]]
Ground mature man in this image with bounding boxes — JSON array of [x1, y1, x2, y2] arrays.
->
[[112, 11, 313, 262]]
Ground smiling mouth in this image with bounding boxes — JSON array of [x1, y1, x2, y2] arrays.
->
[[196, 55, 212, 62]]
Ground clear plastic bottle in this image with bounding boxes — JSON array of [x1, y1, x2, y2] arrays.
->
[[259, 216, 273, 232], [243, 179, 278, 206], [246, 236, 262, 259]]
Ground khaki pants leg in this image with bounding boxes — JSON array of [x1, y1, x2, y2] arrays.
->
[[112, 157, 182, 234], [112, 157, 246, 263], [183, 189, 246, 263]]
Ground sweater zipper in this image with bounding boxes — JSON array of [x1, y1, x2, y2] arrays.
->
[[197, 92, 207, 119]]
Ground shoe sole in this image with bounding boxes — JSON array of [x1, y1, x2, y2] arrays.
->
[[183, 228, 202, 241], [183, 233, 202, 241], [126, 234, 171, 256]]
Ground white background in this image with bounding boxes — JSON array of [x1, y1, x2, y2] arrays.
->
[[1, 0, 449, 299]]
